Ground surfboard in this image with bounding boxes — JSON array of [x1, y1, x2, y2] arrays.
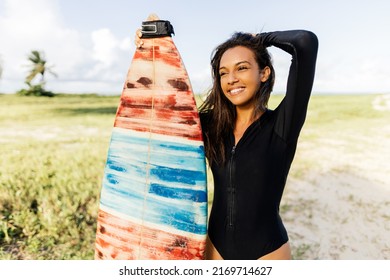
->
[[95, 20, 208, 260]]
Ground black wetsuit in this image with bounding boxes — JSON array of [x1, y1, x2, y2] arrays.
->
[[200, 30, 318, 260]]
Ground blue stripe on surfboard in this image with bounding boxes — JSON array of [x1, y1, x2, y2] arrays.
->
[[105, 173, 207, 203], [149, 183, 207, 203], [100, 127, 207, 235], [108, 128, 205, 168], [150, 165, 205, 187], [101, 172, 208, 234], [99, 184, 207, 234]]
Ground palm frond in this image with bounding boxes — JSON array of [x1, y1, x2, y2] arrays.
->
[[25, 50, 57, 86], [28, 50, 46, 64]]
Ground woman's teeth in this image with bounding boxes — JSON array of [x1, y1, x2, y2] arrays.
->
[[230, 88, 244, 95]]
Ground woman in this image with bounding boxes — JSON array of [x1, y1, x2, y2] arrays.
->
[[200, 30, 318, 260], [136, 17, 318, 260]]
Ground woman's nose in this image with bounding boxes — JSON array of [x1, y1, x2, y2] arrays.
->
[[227, 72, 238, 84]]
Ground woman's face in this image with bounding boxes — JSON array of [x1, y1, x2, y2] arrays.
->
[[219, 46, 268, 109]]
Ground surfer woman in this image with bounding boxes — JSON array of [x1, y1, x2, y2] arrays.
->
[[136, 18, 318, 260]]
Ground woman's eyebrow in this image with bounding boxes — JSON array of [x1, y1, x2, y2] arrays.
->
[[219, 60, 251, 70]]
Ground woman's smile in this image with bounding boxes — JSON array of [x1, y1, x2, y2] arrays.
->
[[228, 87, 245, 95]]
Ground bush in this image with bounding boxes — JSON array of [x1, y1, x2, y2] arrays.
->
[[17, 84, 55, 97]]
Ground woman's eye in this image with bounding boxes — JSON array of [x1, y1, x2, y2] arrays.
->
[[238, 66, 248, 71], [219, 72, 227, 77]]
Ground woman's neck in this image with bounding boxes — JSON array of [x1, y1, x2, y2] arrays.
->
[[234, 106, 263, 144], [235, 105, 262, 126]]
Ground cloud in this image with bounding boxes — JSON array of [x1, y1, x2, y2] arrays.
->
[[313, 54, 390, 94], [0, 0, 82, 88], [0, 0, 132, 94], [91, 29, 120, 66], [85, 28, 133, 85]]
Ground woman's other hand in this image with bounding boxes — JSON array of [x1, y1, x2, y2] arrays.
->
[[134, 13, 160, 48]]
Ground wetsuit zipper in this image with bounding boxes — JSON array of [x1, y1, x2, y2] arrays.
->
[[228, 145, 236, 228]]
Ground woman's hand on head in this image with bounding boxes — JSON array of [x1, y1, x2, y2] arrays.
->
[[134, 13, 160, 48]]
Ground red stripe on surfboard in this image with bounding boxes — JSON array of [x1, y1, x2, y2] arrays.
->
[[133, 39, 181, 68], [114, 93, 203, 141], [95, 210, 206, 260]]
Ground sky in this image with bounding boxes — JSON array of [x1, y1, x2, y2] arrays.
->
[[1, 0, 390, 95]]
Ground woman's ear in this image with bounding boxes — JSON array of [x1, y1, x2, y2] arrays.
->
[[260, 66, 271, 82]]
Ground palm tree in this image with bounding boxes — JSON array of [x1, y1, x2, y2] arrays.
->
[[25, 50, 57, 85], [18, 50, 57, 96]]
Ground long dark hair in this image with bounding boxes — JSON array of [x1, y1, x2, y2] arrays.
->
[[200, 32, 275, 166]]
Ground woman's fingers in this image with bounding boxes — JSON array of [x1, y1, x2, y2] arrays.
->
[[146, 13, 159, 21], [135, 28, 143, 48], [135, 13, 160, 48]]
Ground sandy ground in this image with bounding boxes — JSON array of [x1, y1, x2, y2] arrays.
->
[[282, 95, 390, 259]]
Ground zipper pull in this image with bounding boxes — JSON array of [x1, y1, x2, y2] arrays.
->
[[231, 145, 236, 156]]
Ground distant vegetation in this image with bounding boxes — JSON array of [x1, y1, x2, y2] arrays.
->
[[17, 50, 57, 97]]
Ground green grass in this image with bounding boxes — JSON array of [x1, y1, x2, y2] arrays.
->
[[0, 94, 118, 259], [0, 93, 389, 259]]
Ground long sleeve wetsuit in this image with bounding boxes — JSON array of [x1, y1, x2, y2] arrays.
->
[[201, 30, 318, 260]]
